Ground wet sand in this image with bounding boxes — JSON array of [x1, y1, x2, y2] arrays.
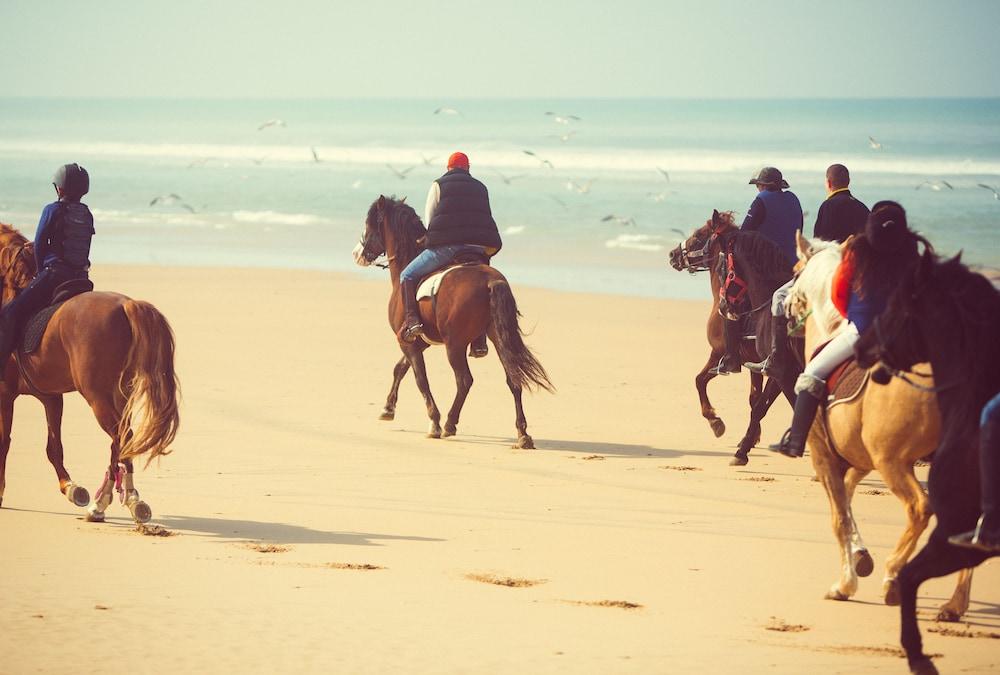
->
[[0, 265, 997, 674]]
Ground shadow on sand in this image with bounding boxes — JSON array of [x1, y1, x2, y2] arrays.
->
[[421, 431, 733, 459]]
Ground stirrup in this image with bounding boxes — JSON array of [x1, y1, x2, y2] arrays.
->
[[948, 516, 1000, 552], [400, 323, 424, 343], [708, 356, 740, 376], [769, 428, 804, 458], [745, 354, 772, 375], [469, 345, 488, 358]]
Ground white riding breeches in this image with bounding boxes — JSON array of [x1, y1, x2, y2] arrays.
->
[[795, 323, 860, 395]]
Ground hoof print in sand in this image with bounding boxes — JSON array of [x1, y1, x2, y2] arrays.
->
[[324, 562, 384, 570], [94, 605, 110, 611], [581, 455, 605, 461], [466, 573, 546, 588], [243, 543, 291, 553], [765, 617, 810, 633], [660, 465, 701, 472], [136, 524, 174, 537], [562, 599, 643, 610], [740, 476, 775, 482], [928, 625, 1000, 640], [862, 488, 889, 496]]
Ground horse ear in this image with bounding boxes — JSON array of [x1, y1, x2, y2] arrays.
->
[[796, 230, 812, 261], [400, 196, 407, 204], [711, 209, 720, 226], [378, 195, 386, 208]]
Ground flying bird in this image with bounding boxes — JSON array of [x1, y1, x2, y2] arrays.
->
[[310, 147, 322, 163], [566, 179, 595, 194], [495, 170, 525, 185], [258, 119, 286, 131], [655, 167, 671, 182], [977, 183, 1000, 200], [503, 225, 526, 236], [648, 192, 668, 203], [602, 214, 636, 227], [550, 131, 576, 143], [669, 228, 687, 238], [545, 112, 581, 125], [386, 164, 416, 180], [916, 180, 954, 191], [420, 153, 438, 166], [149, 194, 195, 213], [868, 136, 883, 151], [523, 149, 554, 169], [547, 195, 569, 210], [434, 107, 461, 116], [350, 179, 363, 190]]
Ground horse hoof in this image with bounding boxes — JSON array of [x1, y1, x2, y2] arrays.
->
[[379, 409, 395, 421], [65, 484, 90, 508], [824, 588, 850, 601], [884, 578, 901, 606], [129, 500, 152, 524], [935, 607, 961, 623], [513, 435, 535, 450], [442, 426, 456, 438], [908, 656, 939, 675], [729, 454, 748, 467], [709, 418, 726, 438], [85, 510, 106, 523], [852, 549, 874, 578]]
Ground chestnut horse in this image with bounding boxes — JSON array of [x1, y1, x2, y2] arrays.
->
[[356, 196, 552, 448], [0, 223, 179, 523], [668, 210, 795, 465]]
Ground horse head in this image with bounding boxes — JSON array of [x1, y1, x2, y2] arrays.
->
[[0, 223, 35, 305], [669, 209, 736, 273], [355, 196, 424, 270]]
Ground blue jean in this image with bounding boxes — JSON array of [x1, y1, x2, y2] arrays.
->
[[399, 245, 486, 285], [981, 392, 1000, 529]]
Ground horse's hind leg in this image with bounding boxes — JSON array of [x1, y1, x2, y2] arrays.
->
[[0, 395, 13, 508], [936, 567, 974, 622], [404, 344, 442, 438], [696, 350, 725, 437], [380, 356, 410, 421], [813, 451, 860, 600], [442, 343, 473, 438], [39, 395, 89, 508], [505, 373, 533, 450], [878, 466, 932, 606], [844, 467, 874, 577], [84, 396, 125, 523], [732, 376, 782, 466], [120, 458, 151, 523]]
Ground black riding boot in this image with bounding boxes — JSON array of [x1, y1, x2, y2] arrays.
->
[[469, 334, 488, 358], [397, 280, 424, 343], [949, 406, 1000, 552], [746, 315, 789, 376], [709, 318, 742, 375], [769, 390, 822, 458]]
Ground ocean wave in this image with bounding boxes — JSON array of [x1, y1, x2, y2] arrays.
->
[[605, 233, 666, 252], [231, 210, 330, 226], [2, 139, 999, 177]]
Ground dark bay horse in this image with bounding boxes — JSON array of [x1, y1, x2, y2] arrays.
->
[[856, 251, 1000, 675], [0, 224, 180, 523], [669, 210, 795, 465], [357, 196, 552, 448]]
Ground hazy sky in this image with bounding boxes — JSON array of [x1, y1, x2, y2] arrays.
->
[[2, 0, 998, 98]]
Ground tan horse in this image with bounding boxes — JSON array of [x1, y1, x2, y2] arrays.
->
[[0, 224, 180, 523], [790, 233, 972, 620]]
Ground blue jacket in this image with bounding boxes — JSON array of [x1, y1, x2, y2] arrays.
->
[[741, 189, 803, 265], [35, 200, 94, 271]]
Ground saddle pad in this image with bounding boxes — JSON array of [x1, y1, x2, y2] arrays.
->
[[827, 360, 869, 407], [416, 265, 465, 300], [22, 301, 68, 354]]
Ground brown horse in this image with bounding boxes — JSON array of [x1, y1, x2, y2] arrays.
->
[[0, 223, 180, 523], [356, 196, 552, 448], [668, 210, 795, 463]]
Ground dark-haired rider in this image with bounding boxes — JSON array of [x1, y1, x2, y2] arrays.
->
[[397, 152, 502, 357], [0, 163, 94, 369]]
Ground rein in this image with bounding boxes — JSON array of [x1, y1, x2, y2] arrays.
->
[[871, 314, 956, 393]]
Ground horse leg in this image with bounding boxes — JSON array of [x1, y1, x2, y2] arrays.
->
[[878, 466, 932, 606], [442, 342, 473, 438], [0, 395, 13, 509], [844, 467, 874, 577], [814, 452, 859, 600], [732, 376, 783, 466], [39, 395, 90, 508], [380, 356, 410, 421], [404, 345, 442, 438], [85, 397, 124, 523], [120, 458, 152, 523], [504, 373, 533, 450], [935, 567, 974, 622], [748, 370, 763, 408], [696, 350, 725, 437]]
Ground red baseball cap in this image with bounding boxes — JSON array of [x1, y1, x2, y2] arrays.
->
[[447, 152, 470, 170]]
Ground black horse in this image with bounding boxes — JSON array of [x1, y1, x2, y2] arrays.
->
[[856, 250, 1000, 675]]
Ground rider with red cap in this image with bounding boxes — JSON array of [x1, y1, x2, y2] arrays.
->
[[397, 152, 502, 355]]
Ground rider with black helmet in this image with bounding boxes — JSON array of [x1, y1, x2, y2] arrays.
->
[[0, 163, 95, 368]]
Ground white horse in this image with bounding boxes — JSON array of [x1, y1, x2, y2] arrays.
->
[[789, 233, 972, 619]]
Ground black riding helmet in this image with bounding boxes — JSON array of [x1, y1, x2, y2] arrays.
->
[[53, 163, 90, 200]]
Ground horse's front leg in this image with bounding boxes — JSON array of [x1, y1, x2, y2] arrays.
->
[[39, 395, 90, 508], [380, 356, 410, 421], [695, 350, 726, 437], [0, 394, 14, 508], [442, 342, 473, 438], [732, 376, 782, 466], [403, 343, 441, 438], [936, 567, 974, 622], [877, 466, 932, 606], [811, 448, 859, 600]]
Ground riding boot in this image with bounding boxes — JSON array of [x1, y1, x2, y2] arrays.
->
[[746, 315, 789, 376], [397, 280, 424, 343], [709, 318, 742, 376], [469, 334, 488, 358], [0, 316, 15, 378], [949, 406, 1000, 552], [769, 390, 822, 458]]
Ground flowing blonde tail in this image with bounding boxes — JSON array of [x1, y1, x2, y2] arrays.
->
[[117, 300, 181, 465]]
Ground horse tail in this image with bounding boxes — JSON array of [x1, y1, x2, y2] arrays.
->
[[117, 300, 181, 465], [488, 280, 554, 393]]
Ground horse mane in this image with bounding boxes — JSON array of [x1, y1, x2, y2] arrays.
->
[[0, 222, 29, 248], [732, 231, 793, 286], [372, 196, 427, 264], [0, 222, 35, 292]]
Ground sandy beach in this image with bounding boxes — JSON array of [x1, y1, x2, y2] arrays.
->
[[0, 264, 997, 674]]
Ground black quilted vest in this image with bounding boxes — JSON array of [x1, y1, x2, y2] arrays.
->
[[51, 201, 94, 270], [426, 169, 502, 251]]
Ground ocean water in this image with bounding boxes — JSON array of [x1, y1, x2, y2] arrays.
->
[[0, 98, 997, 299]]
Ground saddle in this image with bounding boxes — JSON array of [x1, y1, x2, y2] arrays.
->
[[21, 279, 94, 354], [809, 341, 870, 408], [416, 255, 491, 301]]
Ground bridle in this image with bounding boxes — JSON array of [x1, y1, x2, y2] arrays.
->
[[673, 222, 728, 273], [359, 210, 391, 269]]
